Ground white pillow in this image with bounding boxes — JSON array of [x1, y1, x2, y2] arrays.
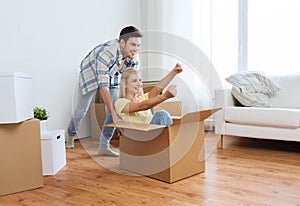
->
[[226, 71, 280, 95], [226, 72, 280, 107], [231, 87, 271, 107]]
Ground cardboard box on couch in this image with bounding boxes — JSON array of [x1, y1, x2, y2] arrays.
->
[[0, 119, 43, 196], [107, 101, 220, 183]]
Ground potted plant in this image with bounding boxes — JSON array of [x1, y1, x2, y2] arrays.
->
[[33, 107, 50, 133]]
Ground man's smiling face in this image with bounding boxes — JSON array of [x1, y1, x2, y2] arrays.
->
[[120, 37, 141, 59]]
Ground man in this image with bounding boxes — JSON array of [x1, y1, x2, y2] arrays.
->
[[66, 26, 143, 157]]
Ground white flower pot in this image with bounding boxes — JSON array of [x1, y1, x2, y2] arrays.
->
[[40, 120, 48, 135]]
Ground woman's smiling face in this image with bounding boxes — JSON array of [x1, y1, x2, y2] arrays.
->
[[126, 73, 143, 96]]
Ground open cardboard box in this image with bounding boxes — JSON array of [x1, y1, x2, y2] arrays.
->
[[107, 101, 220, 183]]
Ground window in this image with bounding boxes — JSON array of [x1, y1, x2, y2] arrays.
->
[[243, 0, 300, 75]]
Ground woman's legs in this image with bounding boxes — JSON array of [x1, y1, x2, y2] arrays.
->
[[150, 110, 173, 126]]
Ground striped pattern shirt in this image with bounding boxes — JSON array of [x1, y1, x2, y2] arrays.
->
[[79, 39, 139, 95]]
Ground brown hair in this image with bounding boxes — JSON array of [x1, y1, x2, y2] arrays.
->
[[119, 26, 143, 43]]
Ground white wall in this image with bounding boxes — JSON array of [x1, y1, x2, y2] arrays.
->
[[1, 0, 227, 136], [0, 0, 141, 137], [139, 0, 222, 114]]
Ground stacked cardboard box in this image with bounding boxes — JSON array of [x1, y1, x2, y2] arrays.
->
[[0, 119, 43, 196], [0, 72, 33, 124], [0, 73, 44, 196]]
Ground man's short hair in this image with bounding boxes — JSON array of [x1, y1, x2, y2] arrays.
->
[[119, 26, 143, 42]]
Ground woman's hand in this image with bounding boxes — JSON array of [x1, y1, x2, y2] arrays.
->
[[112, 114, 122, 123], [172, 63, 183, 74]]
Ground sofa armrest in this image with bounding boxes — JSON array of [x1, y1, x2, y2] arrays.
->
[[215, 89, 235, 107], [214, 89, 235, 135]]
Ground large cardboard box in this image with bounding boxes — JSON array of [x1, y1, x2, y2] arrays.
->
[[142, 81, 158, 93], [0, 72, 33, 124], [0, 119, 43, 196], [94, 88, 104, 103], [108, 105, 220, 183], [153, 100, 182, 116], [41, 130, 66, 175]]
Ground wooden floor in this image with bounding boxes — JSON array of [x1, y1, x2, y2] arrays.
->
[[1, 134, 300, 206]]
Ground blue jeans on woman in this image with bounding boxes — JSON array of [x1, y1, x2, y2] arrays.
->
[[150, 110, 173, 126], [67, 85, 119, 149]]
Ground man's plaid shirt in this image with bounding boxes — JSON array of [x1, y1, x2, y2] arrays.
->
[[79, 39, 139, 95]]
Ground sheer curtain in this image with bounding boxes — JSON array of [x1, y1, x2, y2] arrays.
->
[[193, 0, 238, 87]]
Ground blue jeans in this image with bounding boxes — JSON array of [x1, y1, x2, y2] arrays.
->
[[99, 87, 119, 148], [150, 110, 173, 126], [68, 84, 119, 148]]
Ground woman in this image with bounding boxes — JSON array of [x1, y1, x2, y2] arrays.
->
[[115, 63, 183, 126]]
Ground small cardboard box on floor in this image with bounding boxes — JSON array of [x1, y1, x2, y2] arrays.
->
[[107, 101, 220, 183], [41, 130, 66, 176], [0, 119, 43, 196]]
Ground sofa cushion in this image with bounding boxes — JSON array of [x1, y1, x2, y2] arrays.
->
[[226, 72, 280, 107], [224, 106, 300, 128], [269, 75, 300, 109]]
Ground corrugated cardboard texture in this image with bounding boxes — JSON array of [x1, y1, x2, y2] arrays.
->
[[0, 118, 43, 196]]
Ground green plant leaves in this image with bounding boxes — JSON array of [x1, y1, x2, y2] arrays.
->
[[33, 107, 50, 120]]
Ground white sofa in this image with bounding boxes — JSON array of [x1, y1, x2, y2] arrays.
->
[[215, 74, 300, 148]]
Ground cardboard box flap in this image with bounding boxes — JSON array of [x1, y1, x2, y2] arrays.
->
[[106, 108, 221, 129], [171, 116, 181, 120], [106, 121, 166, 132], [106, 122, 166, 141], [173, 108, 221, 125]]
